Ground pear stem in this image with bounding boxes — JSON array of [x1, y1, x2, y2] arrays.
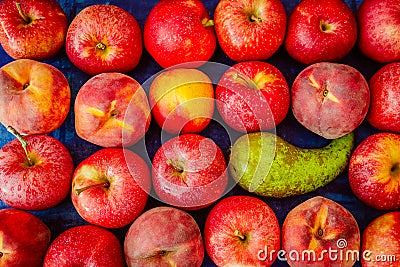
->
[[16, 2, 30, 24], [75, 182, 110, 196], [7, 126, 33, 167]]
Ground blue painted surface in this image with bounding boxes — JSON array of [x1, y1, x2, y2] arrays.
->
[[0, 0, 389, 266]]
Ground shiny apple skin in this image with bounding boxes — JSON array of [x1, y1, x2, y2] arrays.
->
[[152, 134, 228, 210], [367, 62, 400, 134], [204, 196, 280, 267], [43, 225, 125, 267], [66, 4, 142, 76], [214, 0, 287, 62], [357, 0, 400, 63], [0, 208, 50, 267], [71, 148, 150, 228], [0, 59, 70, 135], [0, 0, 67, 60], [216, 61, 290, 132], [285, 0, 357, 64], [0, 135, 73, 210], [361, 212, 400, 267], [143, 0, 216, 69], [349, 132, 400, 210]]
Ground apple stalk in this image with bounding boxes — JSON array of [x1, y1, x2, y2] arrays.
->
[[16, 2, 31, 24], [6, 126, 34, 166], [75, 181, 110, 195]]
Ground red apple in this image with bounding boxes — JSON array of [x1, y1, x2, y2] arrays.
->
[[71, 148, 150, 228], [358, 0, 400, 63], [0, 127, 73, 210], [75, 72, 151, 147], [204, 196, 280, 267], [291, 62, 370, 139], [0, 59, 70, 135], [361, 212, 400, 266], [143, 0, 216, 69], [285, 0, 357, 64], [152, 134, 228, 210], [43, 225, 125, 267], [66, 4, 142, 76], [282, 196, 360, 267], [0, 0, 67, 60], [216, 61, 290, 132], [149, 68, 214, 134], [214, 0, 286, 62], [367, 62, 400, 133], [348, 132, 400, 210], [124, 206, 204, 266], [0, 208, 50, 267]]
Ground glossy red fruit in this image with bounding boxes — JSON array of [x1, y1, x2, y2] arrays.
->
[[144, 0, 216, 68], [285, 0, 357, 64], [214, 0, 287, 62], [66, 4, 142, 76], [216, 61, 290, 132]]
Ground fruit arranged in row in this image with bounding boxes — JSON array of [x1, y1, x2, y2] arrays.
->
[[2, 196, 399, 266]]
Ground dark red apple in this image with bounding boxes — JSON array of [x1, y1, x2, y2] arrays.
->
[[282, 196, 360, 267], [358, 0, 400, 63], [0, 127, 73, 210], [124, 206, 204, 266], [43, 225, 125, 267], [0, 208, 50, 267], [361, 212, 400, 266], [285, 0, 357, 64], [291, 62, 370, 139], [152, 134, 228, 209], [0, 0, 67, 60], [216, 61, 290, 132], [71, 148, 150, 228], [349, 132, 400, 210], [367, 62, 400, 133], [204, 196, 280, 267], [143, 0, 216, 68], [66, 4, 142, 76], [214, 0, 286, 62]]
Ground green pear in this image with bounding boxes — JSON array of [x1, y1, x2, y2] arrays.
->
[[229, 132, 354, 197]]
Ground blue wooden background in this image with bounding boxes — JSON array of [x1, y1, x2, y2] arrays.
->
[[0, 0, 389, 266]]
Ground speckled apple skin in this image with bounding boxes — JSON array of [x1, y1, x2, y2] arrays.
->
[[367, 62, 400, 133], [43, 225, 125, 267], [216, 61, 290, 132], [66, 4, 142, 76], [285, 0, 357, 64], [143, 0, 216, 68], [204, 196, 280, 267], [124, 206, 204, 267], [71, 148, 150, 228], [0, 208, 50, 267], [0, 135, 73, 210], [0, 0, 67, 60], [214, 0, 287, 62], [349, 132, 400, 210]]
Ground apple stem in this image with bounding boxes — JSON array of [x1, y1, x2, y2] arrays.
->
[[75, 182, 110, 196], [201, 18, 214, 27], [15, 2, 31, 24], [249, 14, 262, 23], [233, 229, 246, 241], [6, 126, 34, 167], [230, 72, 259, 90]]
